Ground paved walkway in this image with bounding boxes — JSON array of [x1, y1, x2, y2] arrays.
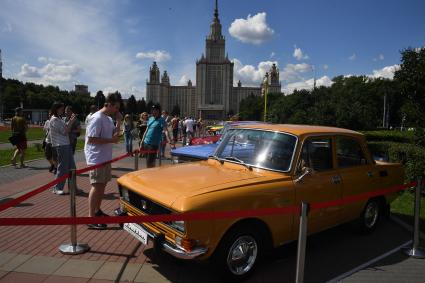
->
[[0, 145, 424, 282]]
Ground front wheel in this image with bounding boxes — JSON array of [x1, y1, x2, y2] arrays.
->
[[213, 225, 263, 282]]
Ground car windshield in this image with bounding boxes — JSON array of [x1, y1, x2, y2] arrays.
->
[[214, 129, 297, 172]]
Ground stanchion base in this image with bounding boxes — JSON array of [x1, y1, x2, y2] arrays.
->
[[59, 243, 90, 255], [402, 247, 425, 259]]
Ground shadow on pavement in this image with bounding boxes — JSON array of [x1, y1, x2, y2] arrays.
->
[[135, 218, 411, 283], [0, 197, 34, 207]]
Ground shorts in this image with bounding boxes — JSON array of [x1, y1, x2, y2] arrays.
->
[[143, 143, 158, 168], [17, 136, 27, 150], [44, 143, 57, 161], [89, 163, 112, 184]]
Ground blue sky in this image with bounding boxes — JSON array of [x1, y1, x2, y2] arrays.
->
[[0, 0, 424, 98]]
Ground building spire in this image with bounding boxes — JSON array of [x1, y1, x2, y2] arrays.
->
[[214, 0, 218, 19]]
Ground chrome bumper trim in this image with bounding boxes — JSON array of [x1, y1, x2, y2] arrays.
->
[[126, 223, 208, 260], [162, 242, 208, 260]]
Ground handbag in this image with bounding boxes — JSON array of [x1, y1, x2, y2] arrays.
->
[[8, 134, 20, 146]]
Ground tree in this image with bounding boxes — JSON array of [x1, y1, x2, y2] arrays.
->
[[94, 91, 105, 110], [146, 100, 154, 114], [127, 95, 137, 114], [137, 98, 147, 114], [394, 47, 425, 127], [239, 94, 262, 121], [171, 104, 181, 116]]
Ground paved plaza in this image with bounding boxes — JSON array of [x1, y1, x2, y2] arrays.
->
[[0, 144, 424, 282]]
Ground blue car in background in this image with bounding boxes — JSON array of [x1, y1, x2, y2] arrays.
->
[[170, 121, 267, 163]]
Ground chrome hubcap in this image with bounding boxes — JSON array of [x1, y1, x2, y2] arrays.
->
[[364, 202, 379, 228], [227, 235, 258, 275]]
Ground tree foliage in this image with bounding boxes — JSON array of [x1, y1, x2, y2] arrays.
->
[[239, 47, 425, 130]]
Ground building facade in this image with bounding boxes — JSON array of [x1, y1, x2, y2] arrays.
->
[[146, 1, 281, 120]]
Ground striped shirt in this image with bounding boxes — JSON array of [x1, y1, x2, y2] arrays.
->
[[49, 116, 70, 147]]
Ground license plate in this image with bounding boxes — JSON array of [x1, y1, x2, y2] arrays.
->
[[124, 223, 148, 245]]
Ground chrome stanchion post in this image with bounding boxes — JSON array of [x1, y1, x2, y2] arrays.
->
[[403, 177, 425, 258], [59, 169, 90, 254], [295, 202, 309, 283], [134, 150, 139, 171]]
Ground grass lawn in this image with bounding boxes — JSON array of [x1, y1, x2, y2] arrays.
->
[[0, 127, 86, 143], [0, 140, 85, 167], [391, 190, 425, 233], [391, 190, 425, 218]]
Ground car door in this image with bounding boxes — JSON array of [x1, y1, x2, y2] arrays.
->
[[293, 136, 343, 236], [335, 135, 380, 222]]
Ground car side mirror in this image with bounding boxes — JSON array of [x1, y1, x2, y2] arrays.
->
[[295, 167, 312, 183]]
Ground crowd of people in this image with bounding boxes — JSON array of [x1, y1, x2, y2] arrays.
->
[[8, 94, 214, 230]]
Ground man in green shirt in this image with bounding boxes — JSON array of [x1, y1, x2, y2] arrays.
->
[[10, 107, 28, 168]]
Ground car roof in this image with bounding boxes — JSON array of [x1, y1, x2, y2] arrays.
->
[[233, 123, 363, 137]]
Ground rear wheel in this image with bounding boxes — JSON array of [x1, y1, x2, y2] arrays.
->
[[213, 224, 264, 282], [358, 199, 381, 233]]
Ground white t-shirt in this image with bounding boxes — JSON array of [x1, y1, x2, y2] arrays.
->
[[85, 112, 94, 126], [184, 119, 194, 133], [84, 111, 115, 165], [49, 116, 70, 147], [43, 119, 51, 143]]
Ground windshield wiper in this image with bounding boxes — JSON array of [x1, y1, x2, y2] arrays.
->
[[223, 156, 252, 170]]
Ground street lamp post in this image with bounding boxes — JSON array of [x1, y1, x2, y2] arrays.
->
[[263, 73, 269, 122]]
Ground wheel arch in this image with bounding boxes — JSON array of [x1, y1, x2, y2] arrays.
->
[[211, 217, 274, 257]]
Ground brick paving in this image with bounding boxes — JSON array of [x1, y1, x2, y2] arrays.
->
[[0, 143, 424, 282]]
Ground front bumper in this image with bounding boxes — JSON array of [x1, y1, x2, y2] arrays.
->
[[116, 209, 207, 260], [129, 222, 208, 260]]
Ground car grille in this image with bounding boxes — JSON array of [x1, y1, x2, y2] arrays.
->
[[127, 189, 172, 216]]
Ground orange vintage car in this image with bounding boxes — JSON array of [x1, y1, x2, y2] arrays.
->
[[116, 124, 404, 280]]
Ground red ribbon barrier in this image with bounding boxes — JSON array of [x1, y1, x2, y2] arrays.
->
[[0, 174, 69, 213], [0, 148, 163, 214], [0, 151, 135, 213], [0, 181, 416, 226]]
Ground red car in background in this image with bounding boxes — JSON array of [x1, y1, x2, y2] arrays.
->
[[189, 121, 265, 145]]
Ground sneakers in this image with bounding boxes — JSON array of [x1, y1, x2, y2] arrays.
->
[[87, 210, 109, 230], [95, 209, 109, 217], [52, 188, 65, 195], [87, 223, 107, 230]]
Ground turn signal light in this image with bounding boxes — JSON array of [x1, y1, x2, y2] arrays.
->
[[181, 238, 196, 252]]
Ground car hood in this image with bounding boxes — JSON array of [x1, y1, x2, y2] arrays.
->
[[170, 143, 218, 160], [117, 160, 289, 209]]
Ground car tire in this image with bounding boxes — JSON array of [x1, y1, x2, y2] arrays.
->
[[213, 224, 264, 282], [357, 199, 381, 233]]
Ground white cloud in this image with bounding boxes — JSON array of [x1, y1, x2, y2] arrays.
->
[[178, 75, 190, 85], [283, 76, 333, 94], [18, 58, 83, 86], [0, 0, 145, 98], [369, 64, 400, 79], [349, 53, 356, 61], [293, 46, 309, 60], [270, 52, 276, 58], [233, 59, 277, 86], [1, 21, 12, 33], [281, 63, 313, 81], [136, 50, 171, 62], [323, 64, 329, 70], [228, 12, 274, 44], [373, 54, 385, 61]]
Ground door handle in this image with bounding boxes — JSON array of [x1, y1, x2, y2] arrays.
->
[[331, 175, 341, 184]]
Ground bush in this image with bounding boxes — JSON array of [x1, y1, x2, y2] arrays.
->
[[363, 130, 414, 143], [367, 141, 425, 181], [413, 128, 425, 147]]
